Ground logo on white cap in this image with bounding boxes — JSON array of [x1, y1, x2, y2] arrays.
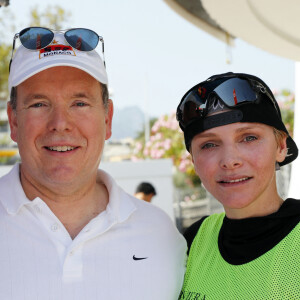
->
[[39, 40, 76, 59]]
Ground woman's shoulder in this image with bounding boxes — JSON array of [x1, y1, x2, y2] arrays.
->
[[183, 213, 225, 254]]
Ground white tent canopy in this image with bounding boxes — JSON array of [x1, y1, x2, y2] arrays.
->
[[202, 0, 300, 61]]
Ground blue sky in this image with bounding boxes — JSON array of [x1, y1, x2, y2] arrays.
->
[[2, 0, 295, 117]]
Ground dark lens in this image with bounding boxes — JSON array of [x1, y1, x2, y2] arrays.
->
[[214, 78, 257, 106], [19, 27, 54, 50], [178, 89, 206, 126], [65, 28, 99, 51], [182, 100, 203, 124], [178, 77, 258, 127]]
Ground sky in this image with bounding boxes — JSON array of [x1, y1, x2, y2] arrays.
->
[[1, 0, 295, 118]]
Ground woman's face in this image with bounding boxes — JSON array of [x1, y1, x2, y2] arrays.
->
[[191, 122, 287, 219]]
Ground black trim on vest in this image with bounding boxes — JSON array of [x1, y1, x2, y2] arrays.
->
[[183, 216, 208, 255]]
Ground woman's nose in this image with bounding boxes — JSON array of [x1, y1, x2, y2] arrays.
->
[[219, 145, 243, 169]]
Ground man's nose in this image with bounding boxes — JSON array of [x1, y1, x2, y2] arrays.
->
[[47, 106, 74, 132]]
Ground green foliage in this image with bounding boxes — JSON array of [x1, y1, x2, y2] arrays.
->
[[0, 7, 15, 99], [0, 43, 11, 99]]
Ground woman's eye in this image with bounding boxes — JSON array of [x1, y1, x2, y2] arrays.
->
[[201, 142, 216, 149], [244, 135, 257, 142]]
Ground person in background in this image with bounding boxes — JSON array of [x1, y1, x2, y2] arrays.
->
[[135, 182, 157, 202], [1, 27, 187, 300], [176, 72, 300, 299]]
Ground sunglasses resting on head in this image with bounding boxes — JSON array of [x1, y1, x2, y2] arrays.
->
[[9, 27, 105, 71], [176, 73, 280, 129], [176, 72, 298, 167]]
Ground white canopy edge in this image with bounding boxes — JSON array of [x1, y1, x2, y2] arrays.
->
[[163, 0, 234, 46]]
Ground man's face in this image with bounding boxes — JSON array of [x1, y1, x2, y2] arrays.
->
[[7, 66, 113, 195]]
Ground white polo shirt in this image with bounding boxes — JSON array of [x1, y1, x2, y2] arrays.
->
[[0, 164, 187, 300]]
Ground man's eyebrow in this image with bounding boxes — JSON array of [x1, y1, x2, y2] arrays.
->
[[72, 92, 89, 98], [23, 94, 48, 104], [23, 92, 91, 102]]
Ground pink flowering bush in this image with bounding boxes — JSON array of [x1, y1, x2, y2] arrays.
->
[[132, 112, 200, 187]]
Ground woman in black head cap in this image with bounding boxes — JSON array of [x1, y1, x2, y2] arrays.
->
[[176, 72, 300, 299]]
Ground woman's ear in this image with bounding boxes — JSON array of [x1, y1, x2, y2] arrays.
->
[[276, 135, 288, 164]]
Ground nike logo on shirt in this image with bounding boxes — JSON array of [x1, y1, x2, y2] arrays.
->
[[133, 255, 148, 261]]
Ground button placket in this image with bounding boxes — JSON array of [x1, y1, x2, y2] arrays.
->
[[30, 199, 73, 250], [63, 245, 83, 281]]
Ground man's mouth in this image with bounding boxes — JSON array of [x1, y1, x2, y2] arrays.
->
[[45, 146, 77, 152], [219, 177, 252, 184]]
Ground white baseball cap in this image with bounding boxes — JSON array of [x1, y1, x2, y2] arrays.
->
[[9, 32, 108, 93]]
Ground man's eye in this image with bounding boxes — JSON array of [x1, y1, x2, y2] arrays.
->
[[30, 103, 44, 108], [74, 101, 89, 107]]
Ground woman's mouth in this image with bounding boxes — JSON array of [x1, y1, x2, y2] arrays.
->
[[218, 177, 252, 184]]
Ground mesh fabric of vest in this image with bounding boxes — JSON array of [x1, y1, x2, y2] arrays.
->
[[179, 213, 300, 300]]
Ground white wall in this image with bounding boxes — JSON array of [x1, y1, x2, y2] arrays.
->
[[0, 158, 175, 220]]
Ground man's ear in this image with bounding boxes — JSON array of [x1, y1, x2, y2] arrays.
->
[[105, 99, 114, 140], [7, 103, 18, 143]]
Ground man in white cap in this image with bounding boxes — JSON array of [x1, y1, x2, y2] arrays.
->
[[2, 27, 186, 299]]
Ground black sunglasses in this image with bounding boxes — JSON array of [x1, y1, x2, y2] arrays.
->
[[9, 27, 105, 71], [176, 74, 280, 129]]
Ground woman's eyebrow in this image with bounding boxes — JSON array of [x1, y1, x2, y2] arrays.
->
[[197, 132, 218, 138], [235, 126, 260, 133]]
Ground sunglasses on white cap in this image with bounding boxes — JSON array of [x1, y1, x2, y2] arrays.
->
[[9, 27, 105, 71]]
